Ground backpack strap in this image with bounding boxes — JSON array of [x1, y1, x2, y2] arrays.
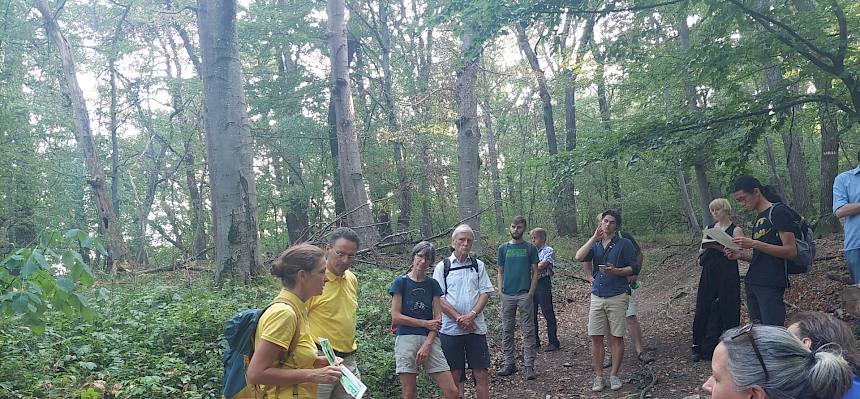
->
[[264, 299, 302, 366]]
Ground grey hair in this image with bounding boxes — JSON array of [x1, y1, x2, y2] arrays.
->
[[451, 224, 475, 240], [721, 325, 852, 399]]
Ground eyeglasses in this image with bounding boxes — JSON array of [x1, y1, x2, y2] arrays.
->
[[335, 250, 356, 259], [730, 323, 770, 381]]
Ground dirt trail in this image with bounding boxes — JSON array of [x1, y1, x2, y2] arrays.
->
[[484, 235, 850, 399]]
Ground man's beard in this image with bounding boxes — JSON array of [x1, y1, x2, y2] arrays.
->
[[511, 231, 523, 240]]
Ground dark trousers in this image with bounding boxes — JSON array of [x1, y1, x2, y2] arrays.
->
[[745, 283, 786, 326], [533, 276, 560, 347], [692, 260, 740, 357]]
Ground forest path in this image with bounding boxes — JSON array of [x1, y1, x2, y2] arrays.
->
[[482, 235, 848, 399]]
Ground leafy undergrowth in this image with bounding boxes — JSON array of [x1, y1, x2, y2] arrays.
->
[[0, 265, 440, 399]]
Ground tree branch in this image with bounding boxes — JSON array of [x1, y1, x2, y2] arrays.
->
[[727, 0, 837, 74], [528, 0, 684, 15]]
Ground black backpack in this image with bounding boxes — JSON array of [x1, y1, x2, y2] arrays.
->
[[441, 254, 479, 294], [766, 203, 816, 274]]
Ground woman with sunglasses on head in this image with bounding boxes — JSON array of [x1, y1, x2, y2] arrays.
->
[[703, 324, 852, 399]]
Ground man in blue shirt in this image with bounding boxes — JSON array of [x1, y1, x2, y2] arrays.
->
[[496, 216, 540, 380], [834, 151, 860, 285], [575, 209, 638, 392]]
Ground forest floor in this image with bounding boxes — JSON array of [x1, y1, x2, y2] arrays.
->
[[481, 234, 851, 399]]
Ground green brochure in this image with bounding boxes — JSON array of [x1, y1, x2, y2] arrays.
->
[[319, 338, 367, 399]]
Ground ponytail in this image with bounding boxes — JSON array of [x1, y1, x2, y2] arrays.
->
[[731, 175, 783, 203], [761, 185, 784, 204], [807, 348, 852, 399]]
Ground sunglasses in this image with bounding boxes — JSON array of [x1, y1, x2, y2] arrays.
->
[[730, 323, 770, 381]]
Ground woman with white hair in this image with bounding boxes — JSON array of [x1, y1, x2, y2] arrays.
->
[[703, 324, 852, 399]]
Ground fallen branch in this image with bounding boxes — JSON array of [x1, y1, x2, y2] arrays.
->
[[638, 365, 658, 399], [815, 255, 842, 262], [658, 251, 686, 266], [139, 246, 213, 274], [355, 205, 493, 255]]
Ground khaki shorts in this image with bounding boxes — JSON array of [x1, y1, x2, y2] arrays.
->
[[588, 293, 629, 337], [394, 334, 451, 374]]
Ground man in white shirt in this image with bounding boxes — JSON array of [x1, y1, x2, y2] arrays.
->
[[433, 224, 495, 399]]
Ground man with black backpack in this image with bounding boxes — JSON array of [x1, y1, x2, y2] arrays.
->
[[727, 176, 802, 327], [433, 224, 494, 399]]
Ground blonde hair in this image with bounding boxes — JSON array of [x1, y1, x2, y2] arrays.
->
[[530, 228, 547, 241], [709, 198, 731, 213]]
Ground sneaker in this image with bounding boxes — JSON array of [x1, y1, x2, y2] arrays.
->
[[543, 343, 560, 352], [496, 364, 517, 377], [609, 375, 622, 390], [591, 376, 604, 392], [525, 366, 536, 380]]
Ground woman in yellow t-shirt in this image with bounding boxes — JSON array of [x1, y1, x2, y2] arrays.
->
[[246, 244, 343, 398]]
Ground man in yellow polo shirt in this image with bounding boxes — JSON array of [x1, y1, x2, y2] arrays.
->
[[307, 227, 360, 399]]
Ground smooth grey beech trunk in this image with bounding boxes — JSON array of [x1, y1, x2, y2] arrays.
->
[[455, 29, 482, 248], [35, 0, 131, 269], [326, 0, 380, 247], [197, 0, 262, 282]]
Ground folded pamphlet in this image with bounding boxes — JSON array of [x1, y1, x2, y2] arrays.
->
[[702, 227, 741, 250], [319, 338, 367, 399]]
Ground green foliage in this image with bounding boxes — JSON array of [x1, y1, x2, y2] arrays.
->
[[0, 229, 104, 333], [0, 265, 444, 399]]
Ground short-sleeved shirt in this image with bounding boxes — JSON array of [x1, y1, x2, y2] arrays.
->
[[834, 166, 860, 251], [584, 234, 639, 298], [432, 255, 495, 336], [498, 241, 540, 295], [306, 269, 358, 353], [254, 289, 319, 399], [747, 204, 798, 288], [536, 244, 556, 279], [389, 275, 443, 336]]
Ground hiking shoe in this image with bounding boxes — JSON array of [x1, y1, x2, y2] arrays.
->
[[591, 376, 604, 392], [496, 364, 517, 377], [609, 375, 622, 390], [691, 346, 702, 363], [525, 366, 536, 380], [543, 343, 560, 352]]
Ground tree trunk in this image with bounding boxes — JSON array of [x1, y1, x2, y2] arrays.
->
[[480, 91, 506, 238], [556, 70, 579, 236], [454, 28, 482, 247], [679, 5, 714, 226], [198, 0, 262, 282], [327, 0, 380, 247], [818, 76, 841, 228], [678, 170, 701, 233], [595, 56, 621, 205], [515, 23, 557, 154], [763, 136, 788, 201], [327, 98, 346, 217], [694, 162, 714, 226], [35, 0, 131, 268], [109, 61, 121, 217], [379, 0, 411, 233], [184, 138, 208, 257], [764, 64, 811, 215]]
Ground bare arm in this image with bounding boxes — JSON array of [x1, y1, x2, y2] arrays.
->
[[733, 232, 797, 260], [246, 339, 341, 386], [527, 263, 539, 297], [392, 294, 438, 330], [836, 203, 860, 218], [496, 267, 504, 297], [583, 261, 594, 282]]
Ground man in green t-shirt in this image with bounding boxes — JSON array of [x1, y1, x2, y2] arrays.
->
[[496, 216, 540, 380]]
